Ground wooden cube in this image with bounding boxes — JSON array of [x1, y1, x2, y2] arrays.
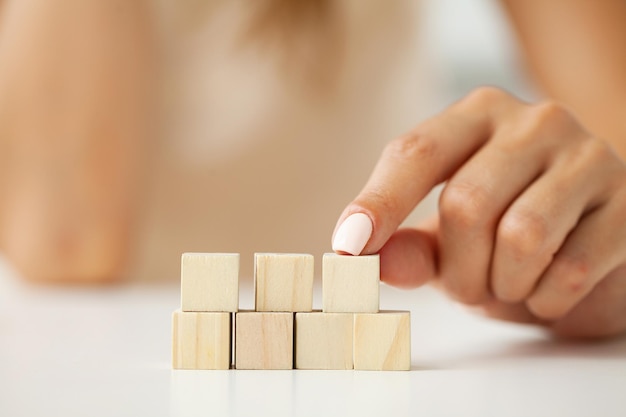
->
[[295, 312, 353, 370], [172, 310, 231, 370], [181, 253, 239, 312], [235, 312, 293, 370], [255, 253, 314, 312], [322, 253, 379, 313], [353, 311, 411, 371]]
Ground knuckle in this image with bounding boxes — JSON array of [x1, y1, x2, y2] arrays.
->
[[528, 254, 592, 320], [549, 253, 592, 295], [384, 131, 438, 164], [492, 101, 578, 153], [439, 182, 490, 230], [575, 137, 616, 168], [359, 187, 400, 218], [512, 101, 573, 145], [497, 209, 549, 261], [530, 101, 572, 128], [462, 86, 509, 108]]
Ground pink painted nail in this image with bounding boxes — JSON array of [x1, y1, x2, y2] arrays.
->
[[332, 213, 373, 255]]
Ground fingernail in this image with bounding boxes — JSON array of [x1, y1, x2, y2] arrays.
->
[[332, 212, 373, 255]]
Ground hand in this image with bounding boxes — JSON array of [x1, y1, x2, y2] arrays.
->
[[332, 87, 626, 338]]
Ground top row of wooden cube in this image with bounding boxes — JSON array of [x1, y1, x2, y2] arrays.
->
[[180, 252, 379, 314]]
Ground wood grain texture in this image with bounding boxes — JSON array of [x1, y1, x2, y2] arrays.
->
[[353, 311, 411, 371], [254, 253, 314, 312], [322, 253, 379, 313], [172, 310, 231, 370], [235, 312, 294, 370], [295, 312, 353, 370], [180, 253, 239, 312]]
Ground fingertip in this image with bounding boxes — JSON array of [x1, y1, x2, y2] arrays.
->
[[331, 212, 373, 255], [332, 200, 398, 257], [379, 228, 437, 289]]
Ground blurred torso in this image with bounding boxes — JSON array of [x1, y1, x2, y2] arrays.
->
[[133, 0, 435, 281]]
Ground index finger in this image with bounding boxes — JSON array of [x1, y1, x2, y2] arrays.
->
[[331, 88, 515, 255]]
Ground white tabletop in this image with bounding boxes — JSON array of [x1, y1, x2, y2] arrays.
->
[[1, 257, 625, 417]]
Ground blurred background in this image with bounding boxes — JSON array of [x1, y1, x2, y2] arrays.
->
[[423, 0, 535, 106], [141, 0, 537, 283], [0, 0, 537, 284]]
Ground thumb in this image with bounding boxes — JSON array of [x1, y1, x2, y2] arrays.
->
[[379, 221, 439, 289]]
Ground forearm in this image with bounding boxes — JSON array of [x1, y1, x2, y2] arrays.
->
[[502, 0, 626, 159], [0, 0, 155, 282]]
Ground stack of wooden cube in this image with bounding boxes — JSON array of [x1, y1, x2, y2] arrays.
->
[[172, 253, 410, 371]]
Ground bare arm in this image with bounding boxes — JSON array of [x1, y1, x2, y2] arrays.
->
[[0, 0, 155, 283], [332, 0, 626, 338], [502, 0, 626, 158]]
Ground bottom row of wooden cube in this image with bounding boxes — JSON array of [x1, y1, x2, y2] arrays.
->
[[172, 311, 411, 371]]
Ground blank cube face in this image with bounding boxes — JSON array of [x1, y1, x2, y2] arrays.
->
[[295, 312, 353, 370], [235, 312, 293, 370], [322, 253, 379, 313], [254, 253, 314, 312], [172, 310, 231, 370], [181, 253, 239, 312], [353, 311, 411, 371]]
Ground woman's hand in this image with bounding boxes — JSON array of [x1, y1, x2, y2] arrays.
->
[[332, 87, 626, 338]]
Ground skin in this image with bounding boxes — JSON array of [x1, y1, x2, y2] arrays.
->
[[335, 0, 626, 338], [0, 0, 154, 283], [0, 1, 624, 339]]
